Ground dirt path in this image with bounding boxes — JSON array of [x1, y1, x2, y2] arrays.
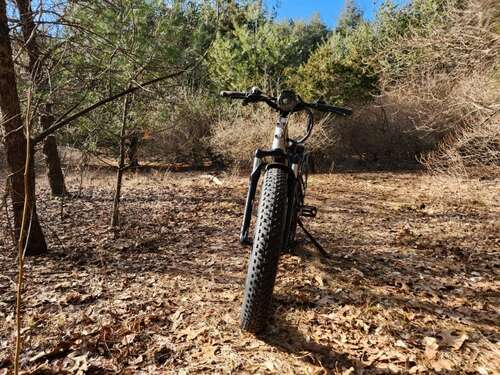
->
[[0, 171, 498, 374]]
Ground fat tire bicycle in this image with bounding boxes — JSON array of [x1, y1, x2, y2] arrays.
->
[[220, 87, 352, 333]]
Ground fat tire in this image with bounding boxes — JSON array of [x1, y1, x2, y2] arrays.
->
[[240, 167, 288, 333]]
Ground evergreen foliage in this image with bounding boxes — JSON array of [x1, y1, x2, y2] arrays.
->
[[9, 0, 495, 171]]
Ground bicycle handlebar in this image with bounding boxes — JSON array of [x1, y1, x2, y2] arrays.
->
[[306, 101, 353, 116], [220, 91, 247, 99], [220, 90, 279, 110], [219, 90, 352, 116]]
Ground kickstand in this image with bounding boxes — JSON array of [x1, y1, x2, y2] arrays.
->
[[297, 218, 330, 258]]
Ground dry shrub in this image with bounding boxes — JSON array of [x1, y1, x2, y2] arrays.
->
[[209, 105, 333, 169], [421, 111, 500, 177], [209, 106, 274, 166], [323, 98, 436, 168], [210, 101, 435, 171], [378, 0, 500, 176], [419, 70, 500, 176], [140, 91, 217, 164]]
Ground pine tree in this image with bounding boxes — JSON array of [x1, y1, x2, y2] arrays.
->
[[336, 0, 364, 36]]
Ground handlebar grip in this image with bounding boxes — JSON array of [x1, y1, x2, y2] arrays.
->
[[312, 102, 353, 116], [220, 91, 247, 99], [330, 106, 353, 116]]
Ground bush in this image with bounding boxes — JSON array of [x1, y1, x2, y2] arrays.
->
[[420, 71, 500, 176], [209, 99, 432, 171], [209, 105, 332, 168], [140, 90, 218, 164], [323, 99, 437, 167], [290, 22, 378, 104], [288, 0, 499, 175], [208, 9, 328, 94], [377, 0, 500, 176]]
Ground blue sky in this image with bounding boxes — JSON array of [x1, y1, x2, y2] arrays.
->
[[265, 0, 409, 27]]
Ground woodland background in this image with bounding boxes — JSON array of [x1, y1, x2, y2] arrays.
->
[[1, 0, 498, 175]]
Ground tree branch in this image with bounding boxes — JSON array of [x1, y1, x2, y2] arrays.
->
[[33, 66, 190, 144]]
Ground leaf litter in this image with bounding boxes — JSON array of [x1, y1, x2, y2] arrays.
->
[[0, 171, 498, 374]]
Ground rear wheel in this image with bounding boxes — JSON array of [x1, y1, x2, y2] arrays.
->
[[240, 167, 288, 333]]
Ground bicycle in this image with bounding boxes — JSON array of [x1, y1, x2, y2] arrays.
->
[[220, 87, 352, 333]]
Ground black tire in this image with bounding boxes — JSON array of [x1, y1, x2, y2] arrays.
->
[[240, 167, 288, 333]]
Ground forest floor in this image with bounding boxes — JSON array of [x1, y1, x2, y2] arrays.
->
[[0, 170, 499, 374]]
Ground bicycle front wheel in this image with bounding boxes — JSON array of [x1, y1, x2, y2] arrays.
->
[[240, 167, 288, 333]]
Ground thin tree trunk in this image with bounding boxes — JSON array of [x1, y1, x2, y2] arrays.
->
[[16, 0, 67, 196], [127, 130, 140, 168], [111, 92, 131, 228], [0, 0, 47, 255], [40, 104, 66, 195]]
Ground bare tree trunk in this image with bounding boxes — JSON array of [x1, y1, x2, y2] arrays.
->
[[16, 0, 67, 196], [111, 92, 131, 228], [0, 0, 47, 255], [127, 130, 140, 168], [40, 104, 66, 195]]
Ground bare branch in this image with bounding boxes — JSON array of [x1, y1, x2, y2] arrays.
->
[[33, 65, 194, 144]]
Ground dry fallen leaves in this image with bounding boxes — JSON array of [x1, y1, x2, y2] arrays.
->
[[430, 358, 454, 372], [0, 171, 497, 374], [439, 330, 468, 351]]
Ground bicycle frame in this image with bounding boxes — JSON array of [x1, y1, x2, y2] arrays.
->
[[240, 112, 307, 247]]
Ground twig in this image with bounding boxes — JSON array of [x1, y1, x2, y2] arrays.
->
[[14, 87, 33, 375], [44, 222, 66, 253], [4, 198, 15, 248], [1, 116, 23, 138]]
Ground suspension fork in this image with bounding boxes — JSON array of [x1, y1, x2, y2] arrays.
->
[[240, 149, 287, 245], [240, 155, 262, 245]]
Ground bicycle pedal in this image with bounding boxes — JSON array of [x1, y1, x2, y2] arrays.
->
[[300, 205, 317, 218]]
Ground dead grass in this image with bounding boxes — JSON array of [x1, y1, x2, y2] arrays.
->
[[0, 170, 498, 374]]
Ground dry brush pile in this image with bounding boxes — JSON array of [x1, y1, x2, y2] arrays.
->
[[210, 106, 333, 169], [377, 0, 500, 176]]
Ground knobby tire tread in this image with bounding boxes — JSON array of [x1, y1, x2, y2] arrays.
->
[[240, 168, 288, 333]]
